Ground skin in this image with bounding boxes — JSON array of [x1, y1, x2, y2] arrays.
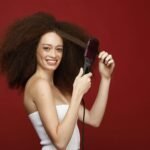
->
[[24, 31, 115, 149]]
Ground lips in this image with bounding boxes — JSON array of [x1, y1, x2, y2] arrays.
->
[[46, 59, 57, 65]]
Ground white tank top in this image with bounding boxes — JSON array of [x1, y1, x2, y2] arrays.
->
[[28, 105, 80, 150]]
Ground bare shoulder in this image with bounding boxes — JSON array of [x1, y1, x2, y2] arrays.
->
[[24, 76, 53, 114], [28, 75, 51, 90]]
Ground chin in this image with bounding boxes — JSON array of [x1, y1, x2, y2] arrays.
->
[[46, 65, 59, 71]]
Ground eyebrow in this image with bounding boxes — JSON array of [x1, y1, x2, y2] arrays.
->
[[42, 44, 63, 47]]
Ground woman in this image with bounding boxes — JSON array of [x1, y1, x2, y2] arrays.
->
[[0, 12, 115, 150]]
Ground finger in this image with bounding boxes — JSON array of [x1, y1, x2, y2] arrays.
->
[[87, 77, 91, 82], [83, 72, 92, 78], [106, 59, 115, 66], [104, 55, 112, 64], [76, 68, 84, 78], [98, 51, 106, 58], [105, 54, 112, 62], [101, 52, 109, 63], [86, 72, 92, 77]]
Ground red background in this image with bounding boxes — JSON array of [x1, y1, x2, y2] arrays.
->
[[0, 0, 150, 149]]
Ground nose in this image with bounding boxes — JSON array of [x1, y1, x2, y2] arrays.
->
[[50, 49, 56, 57]]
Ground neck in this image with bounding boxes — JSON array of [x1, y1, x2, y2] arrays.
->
[[35, 67, 54, 85]]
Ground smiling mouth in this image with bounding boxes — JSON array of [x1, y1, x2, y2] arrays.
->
[[46, 59, 58, 65]]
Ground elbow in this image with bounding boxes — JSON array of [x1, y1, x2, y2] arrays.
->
[[90, 120, 101, 128], [55, 144, 66, 150], [47, 131, 68, 149], [54, 140, 67, 150], [92, 122, 100, 128]]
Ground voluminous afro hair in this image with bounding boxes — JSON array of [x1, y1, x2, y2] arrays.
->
[[0, 12, 90, 94]]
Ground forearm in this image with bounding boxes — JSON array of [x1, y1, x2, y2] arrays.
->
[[54, 91, 82, 149], [90, 77, 111, 127], [53, 68, 92, 148]]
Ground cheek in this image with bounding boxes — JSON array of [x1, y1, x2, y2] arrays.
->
[[36, 50, 45, 63], [37, 50, 46, 58]]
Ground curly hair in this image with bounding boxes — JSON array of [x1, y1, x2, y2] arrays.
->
[[0, 12, 90, 94]]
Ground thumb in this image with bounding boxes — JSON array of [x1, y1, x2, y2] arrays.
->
[[76, 67, 84, 78]]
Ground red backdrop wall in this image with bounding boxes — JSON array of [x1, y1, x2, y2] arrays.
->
[[0, 0, 150, 149]]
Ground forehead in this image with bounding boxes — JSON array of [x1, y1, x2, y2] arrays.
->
[[39, 32, 63, 45]]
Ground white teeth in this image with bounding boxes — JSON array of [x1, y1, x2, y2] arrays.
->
[[46, 59, 57, 65]]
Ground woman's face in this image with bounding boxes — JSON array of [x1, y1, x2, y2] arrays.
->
[[36, 32, 63, 72]]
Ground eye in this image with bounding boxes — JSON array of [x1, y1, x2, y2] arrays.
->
[[56, 47, 63, 52], [43, 46, 50, 51]]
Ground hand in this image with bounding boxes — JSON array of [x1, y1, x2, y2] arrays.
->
[[73, 68, 92, 97], [98, 51, 115, 79]]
